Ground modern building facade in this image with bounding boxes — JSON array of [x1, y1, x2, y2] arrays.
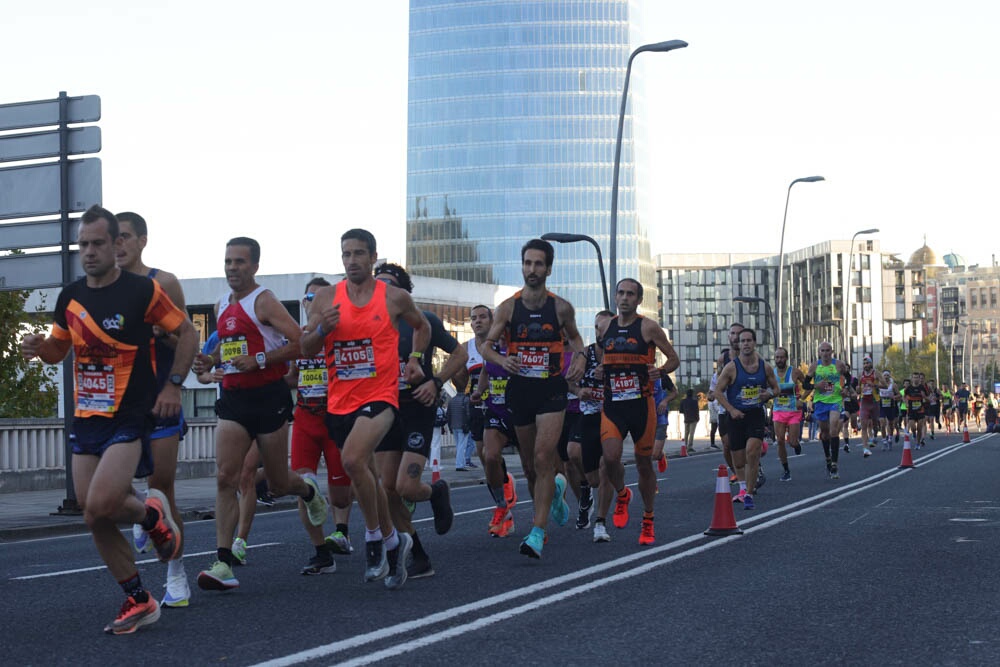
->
[[930, 260, 1000, 390], [406, 0, 655, 331]]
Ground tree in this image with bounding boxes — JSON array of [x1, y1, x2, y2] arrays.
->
[[0, 287, 58, 417], [876, 333, 949, 385]]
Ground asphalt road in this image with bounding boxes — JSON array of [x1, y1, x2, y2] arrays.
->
[[2, 431, 998, 666]]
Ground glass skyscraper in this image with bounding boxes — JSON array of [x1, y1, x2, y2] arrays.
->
[[406, 0, 655, 331]]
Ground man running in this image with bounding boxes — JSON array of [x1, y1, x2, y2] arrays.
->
[[941, 384, 954, 433], [878, 371, 898, 451], [708, 323, 744, 484], [288, 278, 355, 576], [596, 279, 680, 544], [193, 237, 328, 592], [713, 328, 780, 510], [925, 379, 941, 440], [772, 346, 805, 481], [903, 372, 928, 444], [301, 229, 430, 589], [856, 355, 884, 457], [955, 382, 971, 430], [21, 205, 197, 634], [803, 341, 851, 479], [480, 239, 587, 559], [372, 263, 466, 581], [115, 211, 194, 607]]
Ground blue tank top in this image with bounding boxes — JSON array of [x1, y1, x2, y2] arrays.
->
[[773, 366, 797, 413], [726, 356, 766, 411], [483, 344, 512, 421]]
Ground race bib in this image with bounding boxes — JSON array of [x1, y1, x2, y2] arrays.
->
[[76, 363, 116, 413], [881, 397, 893, 407], [740, 385, 761, 406], [610, 373, 641, 402], [221, 336, 248, 375], [298, 366, 327, 400], [909, 399, 923, 411], [518, 346, 550, 379], [862, 384, 874, 396], [490, 378, 507, 404], [398, 361, 410, 391], [333, 339, 376, 380], [776, 395, 791, 407]]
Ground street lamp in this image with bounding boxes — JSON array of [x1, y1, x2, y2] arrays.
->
[[842, 228, 880, 368], [609, 39, 688, 309], [732, 296, 777, 355], [776, 176, 825, 349], [540, 232, 610, 312], [950, 316, 966, 387]]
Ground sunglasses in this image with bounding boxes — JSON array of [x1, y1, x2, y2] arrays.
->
[[304, 292, 315, 302]]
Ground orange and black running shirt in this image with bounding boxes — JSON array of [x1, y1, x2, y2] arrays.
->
[[324, 279, 400, 414], [601, 315, 655, 405], [506, 291, 563, 379], [51, 271, 186, 419]]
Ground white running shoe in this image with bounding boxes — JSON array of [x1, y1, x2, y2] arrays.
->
[[593, 523, 611, 543], [161, 572, 191, 608], [132, 523, 153, 554]]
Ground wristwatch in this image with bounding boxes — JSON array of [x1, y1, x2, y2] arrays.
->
[[431, 376, 444, 392], [169, 374, 184, 387], [255, 352, 266, 369]]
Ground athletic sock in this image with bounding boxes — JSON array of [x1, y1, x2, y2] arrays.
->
[[315, 543, 332, 558], [167, 558, 185, 578], [139, 506, 160, 531], [782, 462, 790, 473], [821, 438, 831, 458], [119, 572, 148, 603], [739, 482, 747, 492], [365, 527, 383, 543], [336, 523, 349, 537], [383, 528, 400, 551], [218, 547, 235, 568], [488, 485, 506, 507]]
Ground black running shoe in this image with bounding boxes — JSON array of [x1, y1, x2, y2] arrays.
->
[[429, 479, 454, 535]]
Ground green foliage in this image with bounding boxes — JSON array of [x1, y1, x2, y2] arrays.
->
[[875, 333, 951, 386], [0, 287, 58, 417]]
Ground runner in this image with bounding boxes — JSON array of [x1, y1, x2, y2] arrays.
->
[[372, 263, 466, 581], [21, 205, 197, 634], [903, 372, 927, 443], [855, 355, 884, 457], [596, 278, 680, 544], [925, 379, 941, 440], [193, 237, 328, 592], [301, 229, 430, 589], [772, 346, 805, 481], [972, 385, 985, 431], [955, 382, 971, 430], [480, 239, 587, 559], [878, 370, 898, 451], [652, 376, 678, 464], [115, 211, 194, 607], [841, 364, 860, 453], [803, 341, 851, 479], [713, 328, 780, 510], [941, 384, 954, 433], [287, 278, 355, 575]]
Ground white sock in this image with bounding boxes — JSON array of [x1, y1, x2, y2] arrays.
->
[[167, 558, 185, 578]]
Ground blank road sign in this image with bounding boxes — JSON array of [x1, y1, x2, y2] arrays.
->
[[0, 127, 101, 163], [0, 219, 71, 251], [0, 95, 101, 132], [0, 250, 83, 291], [0, 158, 102, 220]]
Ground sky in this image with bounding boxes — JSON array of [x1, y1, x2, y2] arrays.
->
[[4, 0, 998, 280]]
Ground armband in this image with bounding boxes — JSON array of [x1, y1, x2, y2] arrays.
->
[[801, 375, 814, 391]]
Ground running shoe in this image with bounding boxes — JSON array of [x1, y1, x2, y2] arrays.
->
[[301, 551, 337, 575], [161, 572, 191, 608], [429, 479, 454, 535], [732, 488, 747, 503], [104, 595, 160, 635], [593, 522, 611, 543], [325, 531, 353, 555], [519, 527, 545, 559], [780, 471, 792, 482], [144, 489, 180, 563], [407, 555, 435, 579], [710, 443, 720, 450], [504, 472, 518, 508], [576, 486, 594, 530], [657, 456, 668, 472], [729, 473, 739, 485], [231, 537, 248, 565], [494, 512, 515, 538], [197, 561, 239, 591], [132, 523, 152, 555], [303, 474, 328, 527], [830, 463, 840, 480], [638, 518, 655, 546], [364, 540, 388, 582], [255, 478, 276, 507], [843, 442, 850, 453], [384, 532, 413, 590], [550, 473, 570, 527], [863, 447, 872, 458], [756, 468, 766, 490], [793, 444, 802, 455], [465, 461, 478, 469], [488, 506, 507, 535], [612, 486, 632, 529], [743, 493, 755, 510]]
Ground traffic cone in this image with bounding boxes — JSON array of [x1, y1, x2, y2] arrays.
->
[[657, 455, 668, 473], [898, 432, 916, 468], [704, 464, 743, 536], [963, 425, 970, 443], [679, 442, 688, 457]]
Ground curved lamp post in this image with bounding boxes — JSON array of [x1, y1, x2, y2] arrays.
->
[[733, 295, 777, 355], [842, 228, 880, 366], [540, 232, 610, 312], [609, 39, 688, 309], [776, 176, 825, 349]]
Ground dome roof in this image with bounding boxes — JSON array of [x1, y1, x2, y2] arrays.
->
[[943, 252, 966, 268], [907, 238, 938, 268]]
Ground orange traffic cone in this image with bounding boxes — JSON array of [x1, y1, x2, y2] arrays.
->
[[704, 464, 743, 536], [679, 442, 688, 458], [963, 425, 970, 443], [657, 455, 668, 473], [898, 432, 916, 468]]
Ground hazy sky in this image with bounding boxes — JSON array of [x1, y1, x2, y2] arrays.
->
[[5, 1, 998, 280]]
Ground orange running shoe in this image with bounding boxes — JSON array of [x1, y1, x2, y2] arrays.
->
[[104, 595, 160, 635], [144, 489, 180, 562], [612, 487, 632, 529], [504, 472, 518, 509], [638, 518, 655, 546], [494, 512, 515, 538], [488, 506, 507, 535]]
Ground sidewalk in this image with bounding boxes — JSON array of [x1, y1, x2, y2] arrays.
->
[[0, 437, 713, 541]]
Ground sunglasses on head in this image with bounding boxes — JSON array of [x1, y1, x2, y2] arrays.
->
[[304, 292, 315, 302]]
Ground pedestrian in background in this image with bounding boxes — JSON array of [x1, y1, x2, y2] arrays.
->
[[680, 389, 700, 453], [449, 378, 475, 470]]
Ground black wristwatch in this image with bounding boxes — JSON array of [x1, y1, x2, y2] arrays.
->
[[431, 377, 444, 392], [169, 373, 184, 387]]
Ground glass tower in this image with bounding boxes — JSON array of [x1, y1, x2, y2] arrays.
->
[[406, 0, 654, 332]]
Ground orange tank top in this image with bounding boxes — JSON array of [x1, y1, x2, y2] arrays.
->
[[324, 280, 399, 414]]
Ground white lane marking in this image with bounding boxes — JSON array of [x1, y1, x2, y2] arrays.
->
[[254, 441, 987, 667], [849, 512, 870, 525], [949, 518, 987, 522], [11, 543, 281, 581]]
